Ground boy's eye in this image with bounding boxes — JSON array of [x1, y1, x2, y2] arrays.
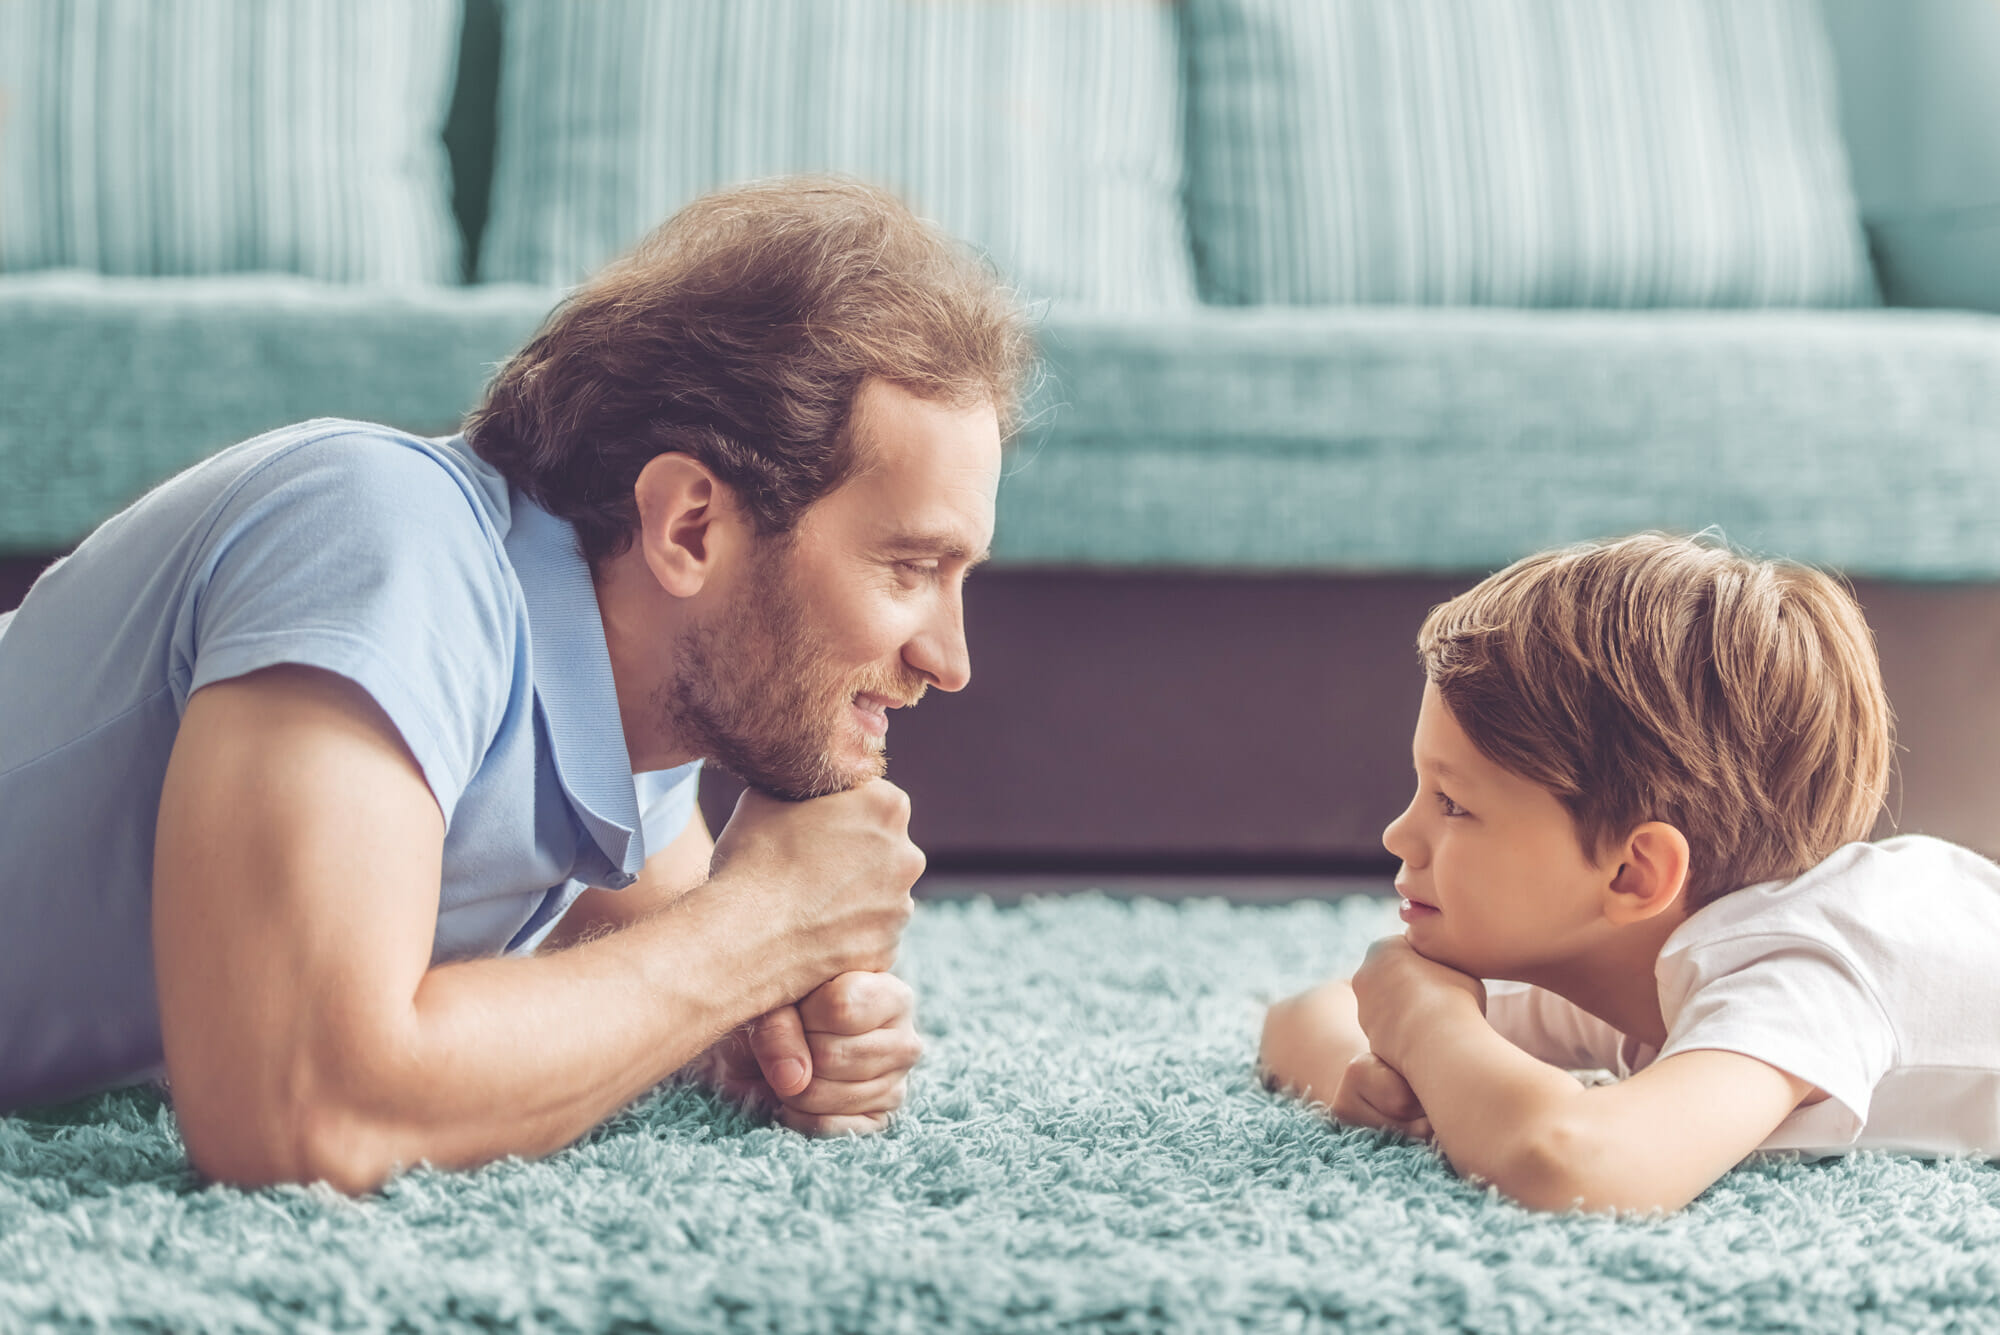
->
[[1435, 791, 1468, 818]]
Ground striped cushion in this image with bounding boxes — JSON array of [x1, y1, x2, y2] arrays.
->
[[1183, 0, 1879, 308], [480, 0, 1195, 309], [0, 0, 463, 284]]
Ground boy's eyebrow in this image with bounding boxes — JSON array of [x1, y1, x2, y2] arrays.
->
[[1415, 753, 1464, 783]]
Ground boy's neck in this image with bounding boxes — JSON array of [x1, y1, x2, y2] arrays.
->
[[1520, 907, 1690, 1051]]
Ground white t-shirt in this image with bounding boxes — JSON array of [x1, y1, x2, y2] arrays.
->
[[1486, 835, 2000, 1157]]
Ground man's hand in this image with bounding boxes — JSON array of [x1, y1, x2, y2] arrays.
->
[[1261, 978, 1431, 1140], [707, 782, 924, 994], [700, 971, 921, 1136], [1351, 935, 1487, 1073]]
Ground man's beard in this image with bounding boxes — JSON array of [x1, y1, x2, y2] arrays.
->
[[656, 543, 928, 801]]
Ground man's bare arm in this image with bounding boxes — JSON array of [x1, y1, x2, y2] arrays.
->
[[539, 808, 715, 953], [153, 665, 919, 1193]]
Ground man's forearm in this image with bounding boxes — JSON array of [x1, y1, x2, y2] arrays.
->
[[301, 882, 808, 1190]]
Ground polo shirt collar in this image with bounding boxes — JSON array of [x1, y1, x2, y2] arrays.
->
[[503, 490, 644, 884]]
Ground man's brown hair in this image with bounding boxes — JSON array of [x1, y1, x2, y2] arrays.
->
[[466, 176, 1034, 567], [1417, 533, 1893, 909]]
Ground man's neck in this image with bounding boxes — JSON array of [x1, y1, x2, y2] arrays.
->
[[1516, 908, 1689, 1051]]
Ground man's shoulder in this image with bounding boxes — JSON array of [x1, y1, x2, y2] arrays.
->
[[213, 419, 513, 539]]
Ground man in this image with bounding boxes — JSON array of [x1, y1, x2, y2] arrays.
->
[[0, 178, 1033, 1191]]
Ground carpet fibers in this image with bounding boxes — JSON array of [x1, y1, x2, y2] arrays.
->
[[4, 894, 1998, 1333]]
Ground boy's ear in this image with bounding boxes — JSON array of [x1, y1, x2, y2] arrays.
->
[[632, 453, 741, 598], [1602, 821, 1691, 926]]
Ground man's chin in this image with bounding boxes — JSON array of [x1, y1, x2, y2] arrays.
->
[[733, 749, 886, 802]]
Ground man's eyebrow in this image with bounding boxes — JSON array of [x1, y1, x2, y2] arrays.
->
[[881, 532, 992, 566]]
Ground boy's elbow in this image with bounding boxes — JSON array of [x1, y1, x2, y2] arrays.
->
[[1484, 1118, 1692, 1216]]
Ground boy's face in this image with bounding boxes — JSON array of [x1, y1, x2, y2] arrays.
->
[[1381, 682, 1610, 981]]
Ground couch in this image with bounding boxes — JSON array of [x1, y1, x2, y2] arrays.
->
[[4, 0, 2000, 869]]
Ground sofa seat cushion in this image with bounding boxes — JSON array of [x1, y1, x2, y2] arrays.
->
[[1003, 305, 2000, 579], [0, 272, 556, 553], [10, 277, 2000, 582]]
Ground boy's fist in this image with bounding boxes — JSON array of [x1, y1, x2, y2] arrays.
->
[[1330, 1052, 1432, 1142]]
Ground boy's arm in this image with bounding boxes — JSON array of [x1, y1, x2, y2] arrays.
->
[[1260, 979, 1432, 1139], [1355, 938, 1814, 1214]]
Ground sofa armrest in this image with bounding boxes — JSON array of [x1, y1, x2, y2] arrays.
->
[[1868, 205, 2000, 314]]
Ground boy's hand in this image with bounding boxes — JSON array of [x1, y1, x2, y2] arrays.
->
[[1261, 980, 1433, 1141], [1351, 935, 1487, 1072], [1331, 1053, 1433, 1142]]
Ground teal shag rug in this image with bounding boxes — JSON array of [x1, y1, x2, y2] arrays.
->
[[5, 893, 2000, 1334]]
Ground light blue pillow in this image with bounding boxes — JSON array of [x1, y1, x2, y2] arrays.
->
[[481, 0, 1196, 310], [1184, 0, 1879, 308], [0, 0, 463, 283]]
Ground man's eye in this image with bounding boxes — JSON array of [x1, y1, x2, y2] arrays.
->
[[898, 561, 940, 578]]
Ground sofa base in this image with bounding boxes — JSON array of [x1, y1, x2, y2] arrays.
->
[[10, 557, 1993, 868], [701, 570, 2000, 870]]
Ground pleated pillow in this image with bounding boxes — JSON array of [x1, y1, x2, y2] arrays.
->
[[0, 0, 463, 283], [1184, 0, 1878, 308], [480, 0, 1195, 309]]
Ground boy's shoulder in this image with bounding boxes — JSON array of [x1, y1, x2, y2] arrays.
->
[[1662, 835, 2000, 964]]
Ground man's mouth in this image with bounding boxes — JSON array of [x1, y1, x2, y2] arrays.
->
[[850, 691, 911, 740]]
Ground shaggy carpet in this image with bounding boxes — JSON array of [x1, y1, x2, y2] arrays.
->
[[4, 893, 1999, 1334]]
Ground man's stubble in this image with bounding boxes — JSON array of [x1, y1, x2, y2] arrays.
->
[[657, 541, 928, 801]]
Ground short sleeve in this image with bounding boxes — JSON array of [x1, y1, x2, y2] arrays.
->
[[1485, 980, 1628, 1072], [1655, 936, 1899, 1140], [178, 432, 518, 821], [635, 761, 704, 860]]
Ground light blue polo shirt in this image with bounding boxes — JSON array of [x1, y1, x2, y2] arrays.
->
[[0, 419, 700, 1110]]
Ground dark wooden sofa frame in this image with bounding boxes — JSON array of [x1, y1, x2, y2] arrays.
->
[[16, 557, 1984, 876]]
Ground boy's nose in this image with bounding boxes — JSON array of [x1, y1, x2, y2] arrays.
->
[[1382, 802, 1424, 867]]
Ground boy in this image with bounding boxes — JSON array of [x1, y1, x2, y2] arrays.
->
[[1259, 533, 2000, 1213]]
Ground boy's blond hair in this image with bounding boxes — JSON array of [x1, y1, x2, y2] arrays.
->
[[1418, 533, 1893, 909]]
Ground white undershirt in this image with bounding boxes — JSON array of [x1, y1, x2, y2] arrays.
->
[[1486, 835, 2000, 1158]]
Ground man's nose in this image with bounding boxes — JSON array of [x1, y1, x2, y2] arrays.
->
[[907, 592, 972, 693]]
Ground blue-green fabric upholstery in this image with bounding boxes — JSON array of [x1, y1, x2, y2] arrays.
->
[[1183, 0, 1878, 309], [997, 305, 2000, 579], [1824, 0, 2000, 314], [479, 0, 1195, 309], [0, 273, 552, 552], [0, 0, 464, 284], [10, 277, 2000, 580]]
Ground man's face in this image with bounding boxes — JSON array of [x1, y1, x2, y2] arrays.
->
[[661, 380, 1002, 800], [1380, 681, 1610, 981]]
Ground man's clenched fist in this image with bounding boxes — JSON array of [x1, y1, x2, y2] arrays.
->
[[700, 971, 921, 1136]]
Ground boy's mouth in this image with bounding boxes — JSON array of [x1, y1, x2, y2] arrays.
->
[[1395, 880, 1441, 920]]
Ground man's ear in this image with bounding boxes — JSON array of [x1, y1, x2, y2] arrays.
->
[[1602, 821, 1691, 926], [633, 453, 737, 597]]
